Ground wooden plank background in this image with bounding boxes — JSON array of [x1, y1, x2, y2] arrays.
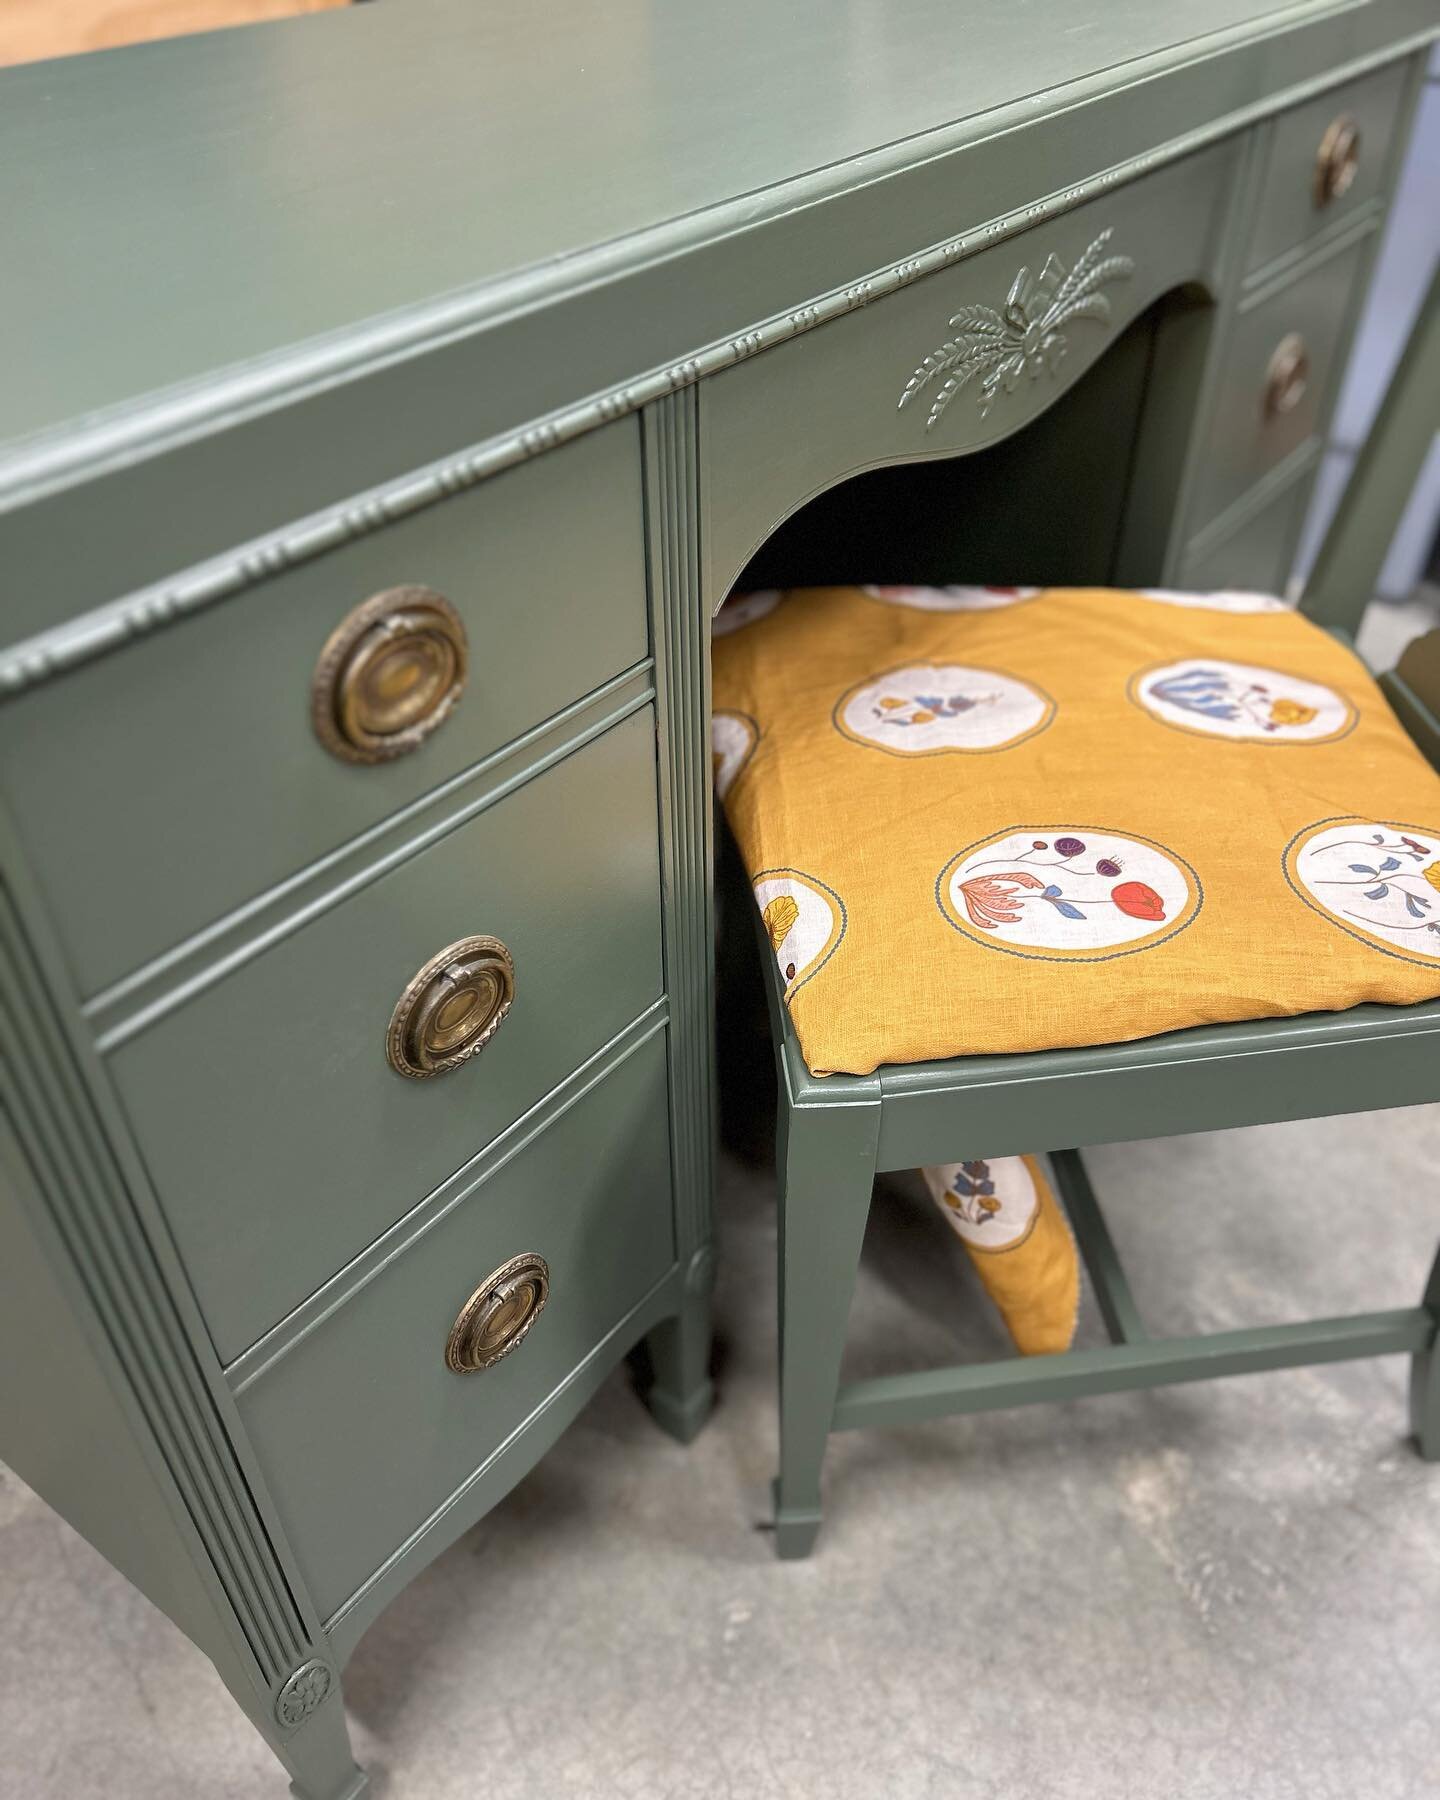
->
[[0, 0, 349, 66]]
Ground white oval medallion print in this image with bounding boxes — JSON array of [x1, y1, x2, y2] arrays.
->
[[1132, 588, 1291, 614], [753, 869, 846, 996], [862, 585, 1041, 612], [1284, 819, 1440, 964], [835, 662, 1053, 755], [711, 711, 759, 800], [712, 589, 782, 637], [1132, 658, 1356, 743], [937, 826, 1202, 960], [922, 1157, 1040, 1251]]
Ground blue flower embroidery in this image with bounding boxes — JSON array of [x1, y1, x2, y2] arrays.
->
[[1151, 668, 1241, 719], [1149, 667, 1324, 734], [1040, 884, 1086, 921], [875, 690, 997, 727], [1311, 831, 1440, 935], [945, 1160, 1004, 1226]]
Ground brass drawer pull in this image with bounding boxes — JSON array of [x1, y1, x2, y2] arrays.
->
[[312, 586, 467, 764], [446, 1252, 550, 1373], [1263, 332, 1309, 419], [386, 935, 515, 1079], [1314, 114, 1361, 207]]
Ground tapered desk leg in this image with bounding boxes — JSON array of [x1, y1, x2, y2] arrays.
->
[[643, 1289, 716, 1444], [773, 1097, 879, 1559], [268, 1684, 368, 1800]]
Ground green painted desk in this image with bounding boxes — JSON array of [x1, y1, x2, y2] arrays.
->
[[1, 4, 1436, 1794]]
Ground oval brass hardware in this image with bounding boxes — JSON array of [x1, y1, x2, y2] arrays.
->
[[1314, 114, 1361, 207], [312, 586, 467, 764], [445, 1252, 550, 1373], [1263, 332, 1310, 419], [386, 935, 515, 1079]]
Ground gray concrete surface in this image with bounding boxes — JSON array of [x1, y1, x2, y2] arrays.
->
[[1355, 588, 1440, 669], [4, 1102, 1440, 1800]]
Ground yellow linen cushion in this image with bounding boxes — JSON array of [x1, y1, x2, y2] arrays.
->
[[711, 584, 1440, 1077], [922, 1155, 1078, 1355]]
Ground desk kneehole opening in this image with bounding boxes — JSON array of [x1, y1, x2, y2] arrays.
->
[[445, 1253, 551, 1374]]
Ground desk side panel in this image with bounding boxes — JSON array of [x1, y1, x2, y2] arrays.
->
[[0, 1105, 243, 1683]]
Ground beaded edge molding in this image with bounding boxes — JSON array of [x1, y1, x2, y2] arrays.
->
[[0, 170, 1133, 699], [0, 30, 1426, 702]]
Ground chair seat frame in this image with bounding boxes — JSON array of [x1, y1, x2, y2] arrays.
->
[[755, 260, 1440, 1558]]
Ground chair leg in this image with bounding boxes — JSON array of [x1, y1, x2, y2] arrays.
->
[[773, 1096, 880, 1559], [1408, 1240, 1440, 1460]]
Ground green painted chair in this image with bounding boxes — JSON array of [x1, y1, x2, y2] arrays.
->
[[752, 260, 1440, 1560]]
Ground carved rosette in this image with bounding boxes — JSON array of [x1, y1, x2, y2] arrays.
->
[[899, 228, 1134, 431], [274, 1658, 334, 1729]]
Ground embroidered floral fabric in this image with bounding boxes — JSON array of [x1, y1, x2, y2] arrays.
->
[[712, 584, 1440, 1076], [922, 1155, 1078, 1355]]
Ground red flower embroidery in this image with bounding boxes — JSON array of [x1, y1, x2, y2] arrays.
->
[[1111, 881, 1165, 922], [958, 870, 1044, 930]]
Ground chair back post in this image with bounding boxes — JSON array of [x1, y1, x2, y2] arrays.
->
[[1300, 254, 1440, 636]]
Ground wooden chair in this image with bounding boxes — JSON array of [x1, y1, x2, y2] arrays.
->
[[756, 257, 1440, 1560]]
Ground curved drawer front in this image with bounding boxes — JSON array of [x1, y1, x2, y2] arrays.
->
[[106, 708, 664, 1362], [1188, 234, 1365, 535], [0, 420, 646, 995], [235, 1033, 674, 1622], [703, 142, 1238, 596], [1247, 62, 1408, 275]]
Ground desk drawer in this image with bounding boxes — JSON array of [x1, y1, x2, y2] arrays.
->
[[107, 708, 664, 1363], [1177, 474, 1313, 598], [703, 144, 1238, 597], [235, 1032, 674, 1621], [0, 421, 647, 995], [1247, 62, 1408, 275], [1189, 236, 1365, 534]]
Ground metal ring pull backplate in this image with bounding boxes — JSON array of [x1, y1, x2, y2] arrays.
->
[[386, 936, 515, 1079], [312, 586, 467, 764], [445, 1253, 550, 1373], [1314, 115, 1360, 207], [1264, 332, 1310, 418]]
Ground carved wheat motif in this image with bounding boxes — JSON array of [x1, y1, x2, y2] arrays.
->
[[899, 228, 1135, 431]]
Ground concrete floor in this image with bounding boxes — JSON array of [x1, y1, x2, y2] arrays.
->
[[4, 1099, 1440, 1800], [1354, 588, 1439, 668]]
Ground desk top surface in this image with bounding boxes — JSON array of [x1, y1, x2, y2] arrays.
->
[[1, 0, 1434, 480]]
